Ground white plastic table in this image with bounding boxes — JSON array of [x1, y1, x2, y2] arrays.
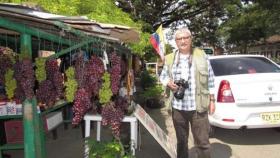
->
[[84, 113, 138, 153]]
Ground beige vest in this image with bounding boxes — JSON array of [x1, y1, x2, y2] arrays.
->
[[165, 48, 210, 112]]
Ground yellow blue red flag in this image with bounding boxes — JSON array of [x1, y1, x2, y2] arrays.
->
[[150, 25, 165, 61]]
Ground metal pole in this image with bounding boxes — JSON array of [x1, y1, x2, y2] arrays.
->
[[23, 98, 36, 158]]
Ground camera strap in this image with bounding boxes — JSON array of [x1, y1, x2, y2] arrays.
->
[[174, 51, 192, 82], [187, 54, 192, 82]]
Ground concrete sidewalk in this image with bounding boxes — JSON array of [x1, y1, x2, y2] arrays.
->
[[3, 105, 178, 158]]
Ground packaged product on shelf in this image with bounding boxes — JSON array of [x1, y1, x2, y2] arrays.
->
[[16, 103, 22, 115], [0, 102, 7, 116], [7, 101, 16, 115]]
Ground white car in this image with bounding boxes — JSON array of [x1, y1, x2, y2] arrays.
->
[[209, 55, 280, 129]]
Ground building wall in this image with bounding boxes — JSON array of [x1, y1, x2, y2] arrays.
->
[[247, 42, 280, 60]]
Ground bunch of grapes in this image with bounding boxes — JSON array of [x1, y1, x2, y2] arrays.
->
[[115, 96, 129, 113], [72, 88, 91, 125], [109, 52, 121, 95], [45, 59, 59, 80], [84, 55, 105, 97], [35, 57, 47, 83], [36, 80, 56, 106], [16, 59, 35, 99], [52, 71, 64, 98], [0, 53, 13, 85], [45, 59, 64, 99], [13, 61, 25, 102], [4, 69, 17, 100], [99, 72, 113, 104], [101, 101, 124, 138], [64, 67, 78, 102], [14, 82, 25, 102], [74, 55, 85, 88]]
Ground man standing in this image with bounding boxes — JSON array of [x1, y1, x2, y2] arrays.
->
[[159, 27, 215, 158]]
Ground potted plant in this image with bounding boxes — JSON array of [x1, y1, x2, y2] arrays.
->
[[140, 84, 164, 109], [86, 138, 135, 158]]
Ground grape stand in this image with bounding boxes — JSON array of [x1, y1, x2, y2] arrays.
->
[[0, 4, 140, 158]]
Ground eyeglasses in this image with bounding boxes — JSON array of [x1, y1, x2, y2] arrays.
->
[[175, 36, 191, 41]]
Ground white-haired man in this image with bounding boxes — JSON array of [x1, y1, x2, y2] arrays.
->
[[160, 27, 215, 158]]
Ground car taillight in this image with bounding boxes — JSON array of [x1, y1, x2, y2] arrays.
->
[[217, 80, 235, 103]]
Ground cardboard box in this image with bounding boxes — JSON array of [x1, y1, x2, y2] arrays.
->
[[45, 111, 63, 131], [4, 111, 63, 143], [4, 120, 23, 144], [0, 102, 7, 116]]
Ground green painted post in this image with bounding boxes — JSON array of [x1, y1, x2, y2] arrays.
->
[[21, 33, 45, 158], [33, 101, 46, 158], [23, 98, 36, 158], [20, 33, 32, 55], [23, 98, 45, 158]]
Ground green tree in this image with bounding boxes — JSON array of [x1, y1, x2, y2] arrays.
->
[[221, 0, 280, 53], [0, 0, 150, 56]]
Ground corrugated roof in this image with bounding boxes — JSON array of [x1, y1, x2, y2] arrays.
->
[[0, 3, 140, 43]]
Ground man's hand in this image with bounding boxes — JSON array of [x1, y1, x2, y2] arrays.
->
[[167, 80, 178, 92], [209, 101, 215, 115]]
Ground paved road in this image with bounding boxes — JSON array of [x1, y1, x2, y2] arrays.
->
[[138, 106, 280, 158], [209, 127, 280, 158], [5, 105, 280, 158]]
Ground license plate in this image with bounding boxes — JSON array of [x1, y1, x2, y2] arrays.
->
[[261, 112, 280, 124]]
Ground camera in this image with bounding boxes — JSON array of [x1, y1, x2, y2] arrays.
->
[[174, 79, 189, 99]]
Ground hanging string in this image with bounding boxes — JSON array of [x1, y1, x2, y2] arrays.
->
[[37, 31, 41, 55], [5, 33, 8, 48], [14, 34, 18, 53], [43, 39, 46, 50], [68, 31, 72, 66], [51, 39, 54, 52]]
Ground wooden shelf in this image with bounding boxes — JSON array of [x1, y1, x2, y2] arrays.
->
[[0, 101, 70, 120], [41, 101, 69, 115], [0, 115, 22, 120], [0, 143, 24, 150]]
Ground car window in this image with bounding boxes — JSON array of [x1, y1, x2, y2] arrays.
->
[[210, 57, 280, 76]]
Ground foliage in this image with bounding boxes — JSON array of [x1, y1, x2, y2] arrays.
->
[[35, 57, 47, 83], [129, 31, 151, 57], [99, 72, 113, 105], [3, 0, 279, 58], [64, 67, 78, 102], [117, 0, 280, 52], [222, 5, 263, 51], [87, 138, 135, 158], [139, 70, 157, 90], [4, 69, 17, 100], [140, 84, 164, 99]]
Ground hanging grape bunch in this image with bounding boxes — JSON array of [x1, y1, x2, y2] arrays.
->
[[46, 59, 64, 99], [64, 67, 78, 102], [35, 57, 47, 83], [99, 72, 113, 105], [17, 58, 35, 99], [74, 53, 85, 88], [84, 55, 105, 98], [72, 88, 91, 125], [115, 96, 129, 114], [101, 101, 124, 138], [13, 60, 25, 102], [36, 80, 56, 107], [109, 52, 121, 95], [0, 49, 14, 85], [4, 69, 17, 100]]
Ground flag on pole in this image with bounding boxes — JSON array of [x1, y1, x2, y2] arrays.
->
[[150, 24, 165, 61]]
